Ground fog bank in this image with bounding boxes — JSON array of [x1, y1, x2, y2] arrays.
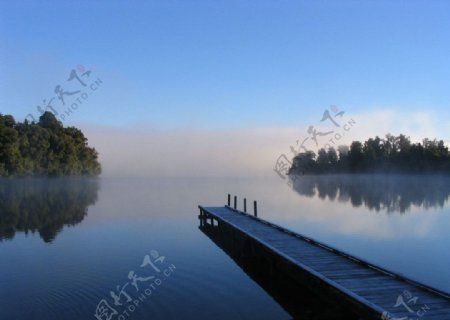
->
[[80, 110, 449, 177]]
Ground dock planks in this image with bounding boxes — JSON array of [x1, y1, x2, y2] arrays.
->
[[198, 205, 450, 320]]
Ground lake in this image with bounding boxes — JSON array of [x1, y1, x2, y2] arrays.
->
[[0, 175, 449, 319]]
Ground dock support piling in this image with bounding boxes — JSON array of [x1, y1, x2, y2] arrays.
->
[[227, 194, 231, 206], [254, 201, 258, 217], [244, 198, 247, 212], [234, 196, 237, 209]]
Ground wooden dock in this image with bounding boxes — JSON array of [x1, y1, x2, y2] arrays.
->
[[198, 198, 450, 320]]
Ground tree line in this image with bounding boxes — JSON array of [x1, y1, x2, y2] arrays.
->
[[0, 112, 101, 177], [288, 134, 450, 175]]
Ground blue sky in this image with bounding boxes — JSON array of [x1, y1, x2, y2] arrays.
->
[[1, 1, 450, 176], [1, 0, 450, 129]]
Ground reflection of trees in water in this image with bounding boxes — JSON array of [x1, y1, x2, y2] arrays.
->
[[291, 174, 450, 213], [0, 178, 99, 242]]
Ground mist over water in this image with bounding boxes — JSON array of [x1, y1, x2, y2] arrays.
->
[[2, 0, 450, 318], [0, 175, 449, 319]]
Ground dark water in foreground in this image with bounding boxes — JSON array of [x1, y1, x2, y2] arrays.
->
[[0, 175, 449, 319]]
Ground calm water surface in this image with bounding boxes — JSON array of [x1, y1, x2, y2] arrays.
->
[[0, 175, 449, 319]]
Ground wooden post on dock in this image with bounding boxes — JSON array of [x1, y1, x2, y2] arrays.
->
[[254, 201, 258, 217], [234, 196, 237, 209], [244, 198, 247, 213], [227, 194, 231, 206], [199, 208, 203, 226]]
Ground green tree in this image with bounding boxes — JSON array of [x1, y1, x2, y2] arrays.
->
[[289, 151, 316, 174], [288, 134, 450, 175], [363, 136, 384, 171], [348, 141, 364, 171], [0, 112, 101, 177], [327, 147, 338, 166]]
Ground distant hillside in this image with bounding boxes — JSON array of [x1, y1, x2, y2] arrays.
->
[[0, 112, 101, 177]]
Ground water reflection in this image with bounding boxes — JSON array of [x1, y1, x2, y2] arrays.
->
[[0, 178, 99, 242], [199, 222, 359, 320], [291, 174, 450, 213]]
